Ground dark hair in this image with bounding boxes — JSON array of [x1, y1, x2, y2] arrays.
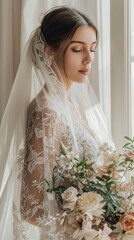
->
[[41, 6, 98, 51]]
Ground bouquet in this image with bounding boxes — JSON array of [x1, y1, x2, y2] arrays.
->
[[45, 137, 134, 240]]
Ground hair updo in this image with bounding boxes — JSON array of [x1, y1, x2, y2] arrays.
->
[[40, 6, 98, 51]]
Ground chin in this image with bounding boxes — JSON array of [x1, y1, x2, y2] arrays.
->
[[70, 75, 88, 84], [79, 76, 88, 83]]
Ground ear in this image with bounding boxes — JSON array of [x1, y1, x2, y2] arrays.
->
[[44, 46, 55, 59]]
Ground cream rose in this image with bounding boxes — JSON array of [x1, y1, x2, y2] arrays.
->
[[61, 187, 78, 203], [76, 192, 105, 219]]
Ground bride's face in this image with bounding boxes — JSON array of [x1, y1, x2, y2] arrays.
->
[[54, 26, 97, 89]]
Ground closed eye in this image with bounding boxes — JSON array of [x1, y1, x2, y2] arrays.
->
[[72, 49, 82, 52], [72, 48, 96, 53]]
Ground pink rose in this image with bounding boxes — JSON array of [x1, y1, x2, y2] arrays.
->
[[125, 150, 134, 161], [120, 212, 134, 232]]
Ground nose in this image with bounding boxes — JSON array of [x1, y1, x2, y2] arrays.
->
[[83, 51, 94, 64]]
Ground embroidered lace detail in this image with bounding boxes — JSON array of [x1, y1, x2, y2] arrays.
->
[[15, 97, 99, 239], [31, 28, 63, 98]]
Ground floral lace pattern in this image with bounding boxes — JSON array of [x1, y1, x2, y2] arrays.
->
[[13, 97, 99, 240]]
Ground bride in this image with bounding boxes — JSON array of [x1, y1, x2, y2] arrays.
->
[[0, 6, 113, 240]]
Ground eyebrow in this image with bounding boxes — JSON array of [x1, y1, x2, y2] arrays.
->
[[70, 40, 97, 45]]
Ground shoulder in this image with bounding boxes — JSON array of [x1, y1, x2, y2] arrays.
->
[[27, 97, 62, 127]]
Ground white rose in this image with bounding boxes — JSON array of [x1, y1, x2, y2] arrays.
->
[[61, 187, 78, 203], [76, 192, 105, 219]]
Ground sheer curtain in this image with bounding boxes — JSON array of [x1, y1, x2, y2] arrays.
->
[[0, 0, 22, 122]]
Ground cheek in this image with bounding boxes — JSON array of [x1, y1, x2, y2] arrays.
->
[[66, 61, 77, 71], [65, 63, 78, 79], [64, 55, 80, 74]]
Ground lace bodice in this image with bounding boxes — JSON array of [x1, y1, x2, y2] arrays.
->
[[18, 97, 99, 240]]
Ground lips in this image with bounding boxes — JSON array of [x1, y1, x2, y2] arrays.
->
[[78, 69, 89, 75]]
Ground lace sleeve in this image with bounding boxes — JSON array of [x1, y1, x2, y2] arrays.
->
[[21, 103, 62, 226]]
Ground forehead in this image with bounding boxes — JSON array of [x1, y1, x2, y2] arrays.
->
[[71, 26, 96, 44]]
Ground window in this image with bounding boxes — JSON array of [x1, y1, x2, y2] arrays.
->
[[110, 0, 131, 150]]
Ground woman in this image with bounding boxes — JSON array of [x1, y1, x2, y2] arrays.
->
[[0, 6, 112, 240]]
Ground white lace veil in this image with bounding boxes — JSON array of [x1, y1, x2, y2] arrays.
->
[[0, 7, 113, 240]]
